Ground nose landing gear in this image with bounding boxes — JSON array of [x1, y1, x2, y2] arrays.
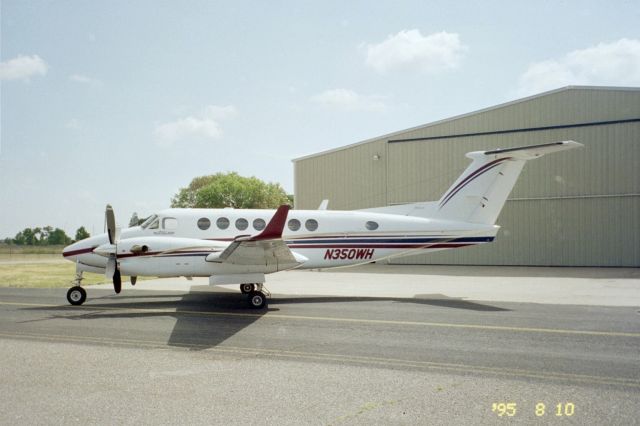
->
[[66, 271, 87, 306]]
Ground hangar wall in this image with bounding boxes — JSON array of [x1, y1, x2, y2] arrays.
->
[[293, 86, 640, 267]]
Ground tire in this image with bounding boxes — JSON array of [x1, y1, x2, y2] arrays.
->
[[247, 291, 267, 309], [67, 286, 87, 306], [240, 283, 255, 294]]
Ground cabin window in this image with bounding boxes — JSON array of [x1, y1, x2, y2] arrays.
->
[[163, 217, 178, 230], [236, 218, 248, 231], [305, 219, 318, 231], [288, 218, 301, 231], [253, 218, 266, 231], [216, 217, 230, 229], [365, 221, 379, 231], [197, 218, 211, 230]]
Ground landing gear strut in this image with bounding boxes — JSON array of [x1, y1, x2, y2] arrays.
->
[[67, 271, 86, 306]]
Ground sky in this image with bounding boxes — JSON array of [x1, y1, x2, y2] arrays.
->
[[1, 0, 639, 238]]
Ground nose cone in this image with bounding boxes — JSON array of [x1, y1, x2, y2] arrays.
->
[[62, 234, 109, 261], [62, 240, 93, 260]]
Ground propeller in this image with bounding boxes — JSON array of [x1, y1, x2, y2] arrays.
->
[[104, 204, 122, 294]]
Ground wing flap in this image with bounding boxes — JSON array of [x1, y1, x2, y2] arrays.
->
[[205, 205, 307, 271]]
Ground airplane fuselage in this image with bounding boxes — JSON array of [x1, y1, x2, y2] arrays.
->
[[63, 207, 498, 277]]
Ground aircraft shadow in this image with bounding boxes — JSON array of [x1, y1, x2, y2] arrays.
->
[[21, 289, 508, 351], [331, 264, 640, 279], [268, 294, 509, 311]]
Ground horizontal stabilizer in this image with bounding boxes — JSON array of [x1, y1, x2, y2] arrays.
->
[[482, 140, 583, 159]]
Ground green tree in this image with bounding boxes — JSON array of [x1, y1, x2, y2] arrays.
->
[[40, 226, 54, 245], [17, 228, 35, 245], [75, 226, 90, 241], [48, 228, 72, 245], [171, 172, 290, 209], [33, 227, 43, 245]]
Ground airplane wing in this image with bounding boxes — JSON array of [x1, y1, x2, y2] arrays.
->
[[206, 205, 306, 269]]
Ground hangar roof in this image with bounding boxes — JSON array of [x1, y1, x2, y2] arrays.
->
[[291, 85, 640, 162]]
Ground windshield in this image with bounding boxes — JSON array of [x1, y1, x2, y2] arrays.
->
[[140, 214, 158, 229]]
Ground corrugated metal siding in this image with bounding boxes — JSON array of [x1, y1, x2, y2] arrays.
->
[[388, 88, 640, 141], [293, 87, 640, 266], [387, 122, 639, 204], [294, 140, 387, 210]]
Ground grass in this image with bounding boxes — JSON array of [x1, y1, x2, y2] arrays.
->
[[0, 260, 109, 288], [0, 251, 154, 288], [0, 243, 65, 255]]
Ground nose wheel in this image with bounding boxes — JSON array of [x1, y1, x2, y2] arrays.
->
[[66, 271, 87, 305], [67, 286, 87, 305]]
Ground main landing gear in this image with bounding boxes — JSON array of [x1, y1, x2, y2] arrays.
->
[[240, 283, 268, 309], [240, 283, 255, 294], [67, 271, 87, 306]]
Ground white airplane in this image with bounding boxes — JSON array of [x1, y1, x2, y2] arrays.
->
[[62, 140, 582, 308]]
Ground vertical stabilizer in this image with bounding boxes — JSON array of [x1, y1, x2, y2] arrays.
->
[[433, 141, 583, 224]]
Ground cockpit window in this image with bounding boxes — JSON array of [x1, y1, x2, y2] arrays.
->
[[140, 215, 158, 229]]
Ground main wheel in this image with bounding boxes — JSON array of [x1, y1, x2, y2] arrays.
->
[[240, 283, 255, 294], [67, 286, 87, 306], [247, 291, 267, 309]]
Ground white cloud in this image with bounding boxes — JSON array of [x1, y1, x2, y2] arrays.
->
[[69, 74, 102, 86], [0, 54, 48, 81], [364, 29, 466, 73], [517, 38, 640, 96], [154, 105, 237, 146], [310, 88, 387, 112]]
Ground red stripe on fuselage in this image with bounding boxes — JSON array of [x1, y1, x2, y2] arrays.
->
[[62, 247, 97, 257]]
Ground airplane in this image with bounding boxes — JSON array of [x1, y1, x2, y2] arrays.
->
[[62, 140, 583, 309]]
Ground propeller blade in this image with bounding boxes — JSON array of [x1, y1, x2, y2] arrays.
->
[[105, 256, 116, 279], [113, 268, 122, 294], [106, 204, 116, 245], [104, 204, 121, 294], [130, 276, 137, 286]]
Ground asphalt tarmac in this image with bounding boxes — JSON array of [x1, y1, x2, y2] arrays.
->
[[1, 283, 638, 425]]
